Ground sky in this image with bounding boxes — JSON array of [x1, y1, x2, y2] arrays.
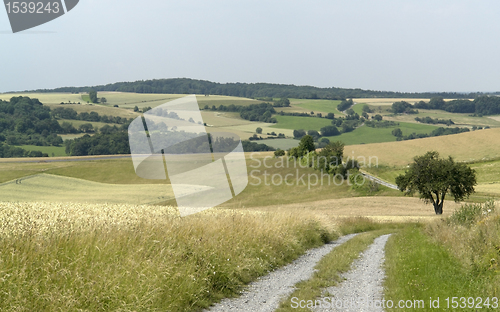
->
[[1, 0, 499, 93]]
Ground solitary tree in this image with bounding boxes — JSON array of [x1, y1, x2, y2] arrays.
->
[[256, 127, 263, 134], [395, 151, 476, 215]]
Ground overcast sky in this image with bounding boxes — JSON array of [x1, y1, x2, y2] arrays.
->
[[1, 0, 499, 93]]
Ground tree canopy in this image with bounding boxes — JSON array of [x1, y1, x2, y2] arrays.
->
[[395, 151, 476, 215], [88, 90, 98, 104]]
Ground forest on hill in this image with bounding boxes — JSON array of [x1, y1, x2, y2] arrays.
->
[[32, 78, 482, 100]]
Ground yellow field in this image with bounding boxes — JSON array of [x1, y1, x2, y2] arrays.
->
[[201, 111, 293, 139], [0, 174, 176, 204], [0, 92, 83, 104], [251, 196, 462, 222], [345, 127, 500, 166]]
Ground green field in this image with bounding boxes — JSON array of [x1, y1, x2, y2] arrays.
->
[[0, 159, 169, 185], [290, 99, 343, 116], [352, 102, 366, 115], [0, 174, 175, 204], [272, 115, 333, 131], [325, 122, 439, 145], [20, 145, 67, 157]]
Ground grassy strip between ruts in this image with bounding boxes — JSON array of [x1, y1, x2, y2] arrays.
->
[[384, 224, 499, 311], [276, 226, 398, 312]]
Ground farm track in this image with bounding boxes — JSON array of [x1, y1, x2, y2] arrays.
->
[[360, 171, 399, 190], [205, 234, 358, 312], [313, 234, 392, 312]]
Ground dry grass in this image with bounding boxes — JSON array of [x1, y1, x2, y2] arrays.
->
[[0, 202, 335, 311], [345, 128, 500, 166], [426, 201, 500, 272], [248, 196, 463, 223]]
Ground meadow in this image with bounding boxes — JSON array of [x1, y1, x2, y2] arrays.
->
[[324, 121, 438, 145], [19, 145, 67, 157], [289, 99, 343, 115], [271, 115, 333, 131]]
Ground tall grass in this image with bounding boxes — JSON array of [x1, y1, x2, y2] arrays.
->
[[426, 201, 500, 293], [0, 203, 335, 311], [384, 225, 493, 311]]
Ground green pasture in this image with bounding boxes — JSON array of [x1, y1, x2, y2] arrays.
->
[[325, 122, 438, 145], [19, 145, 67, 157], [289, 99, 343, 116], [272, 115, 333, 131], [0, 174, 174, 204]]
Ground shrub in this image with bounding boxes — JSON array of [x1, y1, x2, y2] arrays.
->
[[274, 149, 286, 157], [448, 201, 495, 227]]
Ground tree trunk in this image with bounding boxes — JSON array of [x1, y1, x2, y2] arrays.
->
[[433, 202, 443, 215]]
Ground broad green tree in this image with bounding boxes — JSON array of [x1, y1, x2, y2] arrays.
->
[[88, 90, 98, 103], [298, 135, 315, 154], [396, 151, 476, 215]]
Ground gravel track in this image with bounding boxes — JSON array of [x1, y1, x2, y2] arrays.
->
[[313, 234, 392, 312], [205, 233, 358, 312]]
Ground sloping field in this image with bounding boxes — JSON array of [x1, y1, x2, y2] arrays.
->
[[325, 122, 439, 145], [290, 99, 343, 115], [0, 92, 83, 104], [272, 115, 333, 131], [345, 128, 500, 166], [0, 174, 178, 204], [385, 109, 500, 127]]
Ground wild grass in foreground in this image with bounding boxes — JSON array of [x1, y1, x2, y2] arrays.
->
[[384, 222, 498, 311], [276, 228, 397, 312], [426, 201, 500, 296], [0, 203, 335, 312]]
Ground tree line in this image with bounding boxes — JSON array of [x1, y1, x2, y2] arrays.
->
[[204, 103, 277, 123], [0, 97, 66, 155], [392, 96, 500, 115], [52, 107, 133, 125], [33, 78, 481, 100]]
